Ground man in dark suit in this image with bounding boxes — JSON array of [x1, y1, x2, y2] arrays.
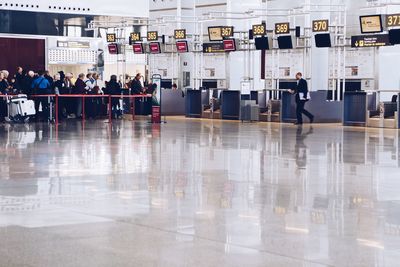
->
[[291, 72, 314, 125]]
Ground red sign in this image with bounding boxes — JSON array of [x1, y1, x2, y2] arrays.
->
[[108, 43, 118, 54], [176, 41, 189, 53], [152, 106, 161, 123], [149, 42, 161, 54], [223, 39, 236, 52], [133, 43, 144, 54]]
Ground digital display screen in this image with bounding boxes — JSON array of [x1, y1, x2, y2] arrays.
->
[[130, 32, 141, 42], [208, 27, 223, 41], [176, 41, 189, 53], [275, 23, 290, 34], [221, 26, 234, 37], [312, 20, 329, 32], [174, 29, 186, 39], [133, 43, 144, 54], [149, 42, 161, 53], [147, 31, 159, 41], [108, 43, 118, 54], [106, 33, 116, 43], [223, 39, 236, 52], [360, 15, 383, 34], [203, 43, 225, 53], [252, 24, 266, 36]]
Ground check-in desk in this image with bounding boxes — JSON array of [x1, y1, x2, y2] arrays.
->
[[185, 89, 209, 118], [366, 93, 400, 129], [282, 90, 343, 123], [202, 89, 222, 119], [251, 90, 281, 122], [161, 89, 185, 116], [221, 90, 241, 120]]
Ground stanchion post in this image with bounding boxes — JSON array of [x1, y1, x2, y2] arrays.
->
[[132, 96, 135, 121], [82, 95, 85, 122], [55, 94, 59, 125], [108, 95, 112, 123]]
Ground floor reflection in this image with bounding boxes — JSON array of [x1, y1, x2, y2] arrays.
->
[[0, 119, 400, 266]]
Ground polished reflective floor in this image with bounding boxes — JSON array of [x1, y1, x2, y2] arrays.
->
[[0, 118, 400, 266]]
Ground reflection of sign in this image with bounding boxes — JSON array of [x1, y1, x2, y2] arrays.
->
[[106, 33, 116, 43], [130, 32, 141, 42], [57, 41, 90, 48], [208, 27, 223, 41], [252, 24, 266, 36], [312, 20, 329, 32], [174, 29, 186, 39], [360, 15, 383, 33], [132, 43, 144, 54], [152, 106, 161, 123], [147, 31, 158, 41], [351, 34, 391, 47], [203, 42, 225, 53], [387, 14, 400, 27], [221, 26, 234, 37], [149, 42, 161, 53], [275, 22, 290, 34], [176, 41, 189, 53], [223, 39, 236, 52]]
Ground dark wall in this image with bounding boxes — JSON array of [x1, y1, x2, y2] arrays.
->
[[0, 37, 45, 76]]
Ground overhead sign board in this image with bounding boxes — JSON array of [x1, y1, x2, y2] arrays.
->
[[275, 23, 290, 34], [106, 33, 116, 43], [203, 42, 225, 53], [252, 24, 266, 36], [312, 20, 329, 32], [360, 15, 383, 34], [351, 34, 391, 47], [387, 14, 400, 27], [174, 29, 186, 39]]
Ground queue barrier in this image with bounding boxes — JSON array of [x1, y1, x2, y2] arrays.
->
[[28, 94, 153, 124]]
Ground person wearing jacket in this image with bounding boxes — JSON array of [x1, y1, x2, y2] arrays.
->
[[74, 73, 86, 118], [290, 72, 314, 125], [106, 75, 122, 119], [31, 70, 52, 122]]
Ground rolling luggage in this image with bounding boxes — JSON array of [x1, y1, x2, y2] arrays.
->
[[6, 94, 36, 123]]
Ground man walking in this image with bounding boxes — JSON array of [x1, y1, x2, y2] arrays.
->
[[291, 72, 314, 125]]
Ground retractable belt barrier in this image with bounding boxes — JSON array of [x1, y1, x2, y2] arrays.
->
[[26, 94, 153, 124]]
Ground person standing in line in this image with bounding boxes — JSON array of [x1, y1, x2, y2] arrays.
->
[[290, 72, 314, 125], [74, 73, 86, 118], [31, 70, 52, 122]]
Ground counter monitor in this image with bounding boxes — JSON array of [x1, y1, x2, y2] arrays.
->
[[208, 27, 223, 41], [360, 15, 383, 34]]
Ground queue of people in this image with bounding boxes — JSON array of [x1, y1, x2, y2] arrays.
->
[[0, 67, 156, 122]]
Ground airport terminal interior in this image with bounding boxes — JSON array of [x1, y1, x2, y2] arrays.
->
[[2, 0, 400, 266]]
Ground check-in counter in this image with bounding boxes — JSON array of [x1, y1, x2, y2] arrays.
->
[[161, 89, 185, 116], [366, 92, 400, 129], [282, 90, 343, 123], [251, 90, 281, 122], [221, 90, 241, 120], [186, 89, 204, 118], [202, 89, 222, 119]]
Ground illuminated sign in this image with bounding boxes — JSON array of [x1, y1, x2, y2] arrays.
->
[[360, 15, 383, 34], [252, 24, 266, 36], [130, 32, 141, 42], [106, 33, 116, 43], [351, 34, 391, 47], [57, 41, 90, 48], [133, 43, 144, 54], [149, 42, 161, 53], [221, 26, 234, 37], [108, 43, 118, 54], [223, 39, 236, 52], [387, 14, 400, 27], [176, 41, 189, 53], [147, 31, 158, 41], [203, 42, 225, 53], [312, 20, 329, 32], [208, 27, 223, 41], [174, 29, 186, 39], [275, 22, 290, 34]]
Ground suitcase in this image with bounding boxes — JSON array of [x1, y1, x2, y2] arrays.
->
[[9, 95, 36, 117]]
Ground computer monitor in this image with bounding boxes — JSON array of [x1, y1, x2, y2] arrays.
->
[[315, 33, 332, 48], [278, 36, 293, 49], [255, 36, 269, 50]]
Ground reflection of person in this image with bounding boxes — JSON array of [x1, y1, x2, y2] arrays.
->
[[290, 72, 314, 125], [295, 126, 313, 169]]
